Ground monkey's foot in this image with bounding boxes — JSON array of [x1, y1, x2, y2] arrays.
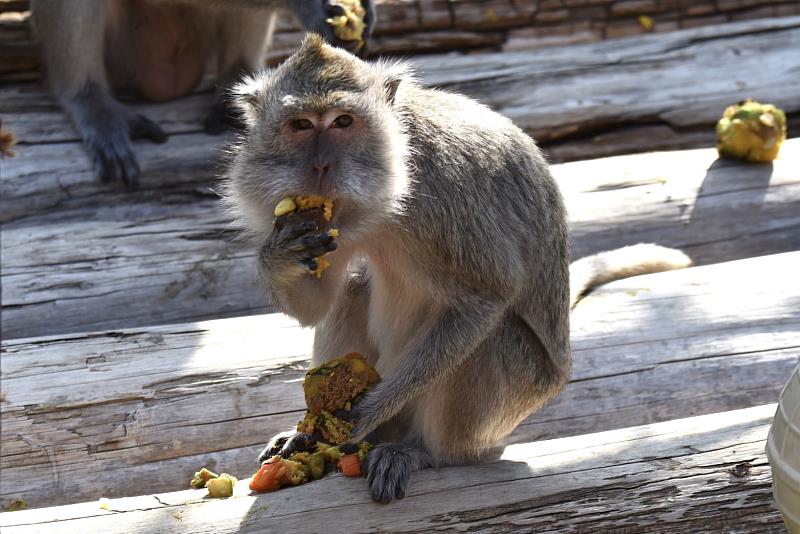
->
[[256, 431, 316, 464], [366, 443, 431, 504], [70, 84, 168, 188]]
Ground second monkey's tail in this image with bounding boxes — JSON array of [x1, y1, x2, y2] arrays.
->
[[569, 244, 692, 309]]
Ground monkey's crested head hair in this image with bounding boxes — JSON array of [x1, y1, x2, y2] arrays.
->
[[223, 34, 415, 241]]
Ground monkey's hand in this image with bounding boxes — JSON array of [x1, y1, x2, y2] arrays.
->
[[258, 212, 341, 324], [261, 213, 338, 278], [256, 430, 316, 464], [289, 0, 376, 57], [68, 85, 168, 187]]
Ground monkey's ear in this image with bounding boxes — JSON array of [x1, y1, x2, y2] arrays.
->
[[384, 78, 401, 105], [231, 75, 261, 109], [374, 59, 414, 106], [230, 73, 269, 127]]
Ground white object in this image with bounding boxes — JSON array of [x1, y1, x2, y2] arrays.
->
[[767, 363, 800, 533]]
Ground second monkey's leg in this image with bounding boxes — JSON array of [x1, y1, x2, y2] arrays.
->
[[205, 7, 276, 133]]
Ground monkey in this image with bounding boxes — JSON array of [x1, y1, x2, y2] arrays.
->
[[222, 35, 692, 503], [30, 0, 376, 188]]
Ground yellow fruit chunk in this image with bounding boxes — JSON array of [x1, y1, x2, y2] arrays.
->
[[716, 99, 787, 163], [274, 197, 297, 217], [206, 473, 237, 498], [295, 195, 334, 222]]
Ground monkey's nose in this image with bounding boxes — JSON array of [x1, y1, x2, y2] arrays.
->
[[313, 162, 330, 180]]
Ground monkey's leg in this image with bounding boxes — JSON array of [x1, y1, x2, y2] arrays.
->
[[31, 0, 167, 187], [204, 8, 276, 134], [365, 315, 568, 503]]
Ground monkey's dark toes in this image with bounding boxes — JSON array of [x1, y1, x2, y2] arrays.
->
[[89, 136, 141, 189], [130, 113, 168, 144], [366, 444, 417, 504]]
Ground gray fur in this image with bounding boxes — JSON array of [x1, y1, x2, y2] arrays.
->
[[225, 36, 689, 502], [31, 0, 375, 186]]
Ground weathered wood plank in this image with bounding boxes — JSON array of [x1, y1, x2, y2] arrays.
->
[[414, 16, 800, 149], [2, 139, 798, 339], [0, 404, 786, 532], [2, 253, 798, 509]]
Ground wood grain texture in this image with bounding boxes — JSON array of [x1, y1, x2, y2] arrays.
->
[[0, 404, 786, 532], [2, 253, 798, 509], [3, 17, 799, 213], [2, 138, 797, 339], [413, 16, 800, 154]]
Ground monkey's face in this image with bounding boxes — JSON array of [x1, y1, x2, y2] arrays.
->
[[226, 35, 410, 242]]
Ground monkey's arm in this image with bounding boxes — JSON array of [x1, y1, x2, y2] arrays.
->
[[349, 292, 507, 442], [199, 0, 376, 52]]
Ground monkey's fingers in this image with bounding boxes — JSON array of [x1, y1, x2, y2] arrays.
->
[[274, 217, 318, 242], [285, 232, 338, 259], [325, 2, 345, 17], [129, 113, 168, 144], [278, 433, 317, 458]]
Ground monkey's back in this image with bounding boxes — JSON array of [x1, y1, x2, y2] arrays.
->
[[397, 87, 568, 289]]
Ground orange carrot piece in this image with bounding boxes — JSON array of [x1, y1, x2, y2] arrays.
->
[[249, 461, 283, 492], [338, 453, 361, 477]]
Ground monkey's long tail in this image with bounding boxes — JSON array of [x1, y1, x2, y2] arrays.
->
[[569, 244, 692, 309]]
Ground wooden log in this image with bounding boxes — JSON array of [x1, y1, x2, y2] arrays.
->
[[413, 16, 800, 150], [2, 252, 798, 508], [2, 138, 798, 339], [0, 404, 786, 532], [3, 17, 798, 166]]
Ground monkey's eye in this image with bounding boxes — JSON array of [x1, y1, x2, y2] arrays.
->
[[290, 118, 314, 131], [333, 115, 353, 128]]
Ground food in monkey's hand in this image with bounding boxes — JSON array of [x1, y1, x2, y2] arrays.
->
[[302, 352, 380, 420], [716, 99, 787, 162], [274, 195, 337, 278], [248, 353, 379, 493], [297, 409, 353, 444], [326, 0, 366, 48], [206, 474, 237, 498]]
